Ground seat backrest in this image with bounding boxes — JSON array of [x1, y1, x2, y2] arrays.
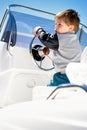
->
[[66, 62, 87, 85], [66, 46, 87, 85]]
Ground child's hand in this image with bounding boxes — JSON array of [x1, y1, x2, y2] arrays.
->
[[33, 26, 41, 37]]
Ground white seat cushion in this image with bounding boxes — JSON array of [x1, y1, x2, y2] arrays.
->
[[66, 62, 87, 85]]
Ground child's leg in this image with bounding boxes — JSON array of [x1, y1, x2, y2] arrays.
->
[[48, 72, 70, 86]]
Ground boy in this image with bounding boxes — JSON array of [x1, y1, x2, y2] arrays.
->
[[33, 9, 82, 86]]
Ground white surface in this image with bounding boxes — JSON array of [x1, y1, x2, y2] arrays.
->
[[0, 41, 53, 107], [66, 63, 87, 85], [0, 68, 51, 107], [0, 93, 87, 130], [66, 46, 87, 85]]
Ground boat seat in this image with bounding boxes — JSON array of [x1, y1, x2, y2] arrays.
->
[[66, 46, 87, 85]]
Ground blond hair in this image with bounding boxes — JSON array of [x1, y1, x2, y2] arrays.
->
[[55, 9, 80, 33]]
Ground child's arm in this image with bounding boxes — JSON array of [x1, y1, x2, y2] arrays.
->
[[34, 27, 59, 51]]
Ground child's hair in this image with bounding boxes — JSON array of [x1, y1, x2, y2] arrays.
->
[[55, 9, 80, 32]]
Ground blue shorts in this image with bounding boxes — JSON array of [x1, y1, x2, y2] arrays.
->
[[48, 72, 70, 86]]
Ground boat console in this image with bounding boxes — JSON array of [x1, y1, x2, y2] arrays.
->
[[0, 4, 87, 107]]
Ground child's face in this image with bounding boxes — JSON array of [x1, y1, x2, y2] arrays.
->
[[55, 19, 74, 34]]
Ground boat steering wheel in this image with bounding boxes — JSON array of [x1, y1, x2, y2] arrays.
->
[[29, 37, 54, 71]]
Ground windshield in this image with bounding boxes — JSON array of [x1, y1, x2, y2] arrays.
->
[[0, 4, 87, 49]]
